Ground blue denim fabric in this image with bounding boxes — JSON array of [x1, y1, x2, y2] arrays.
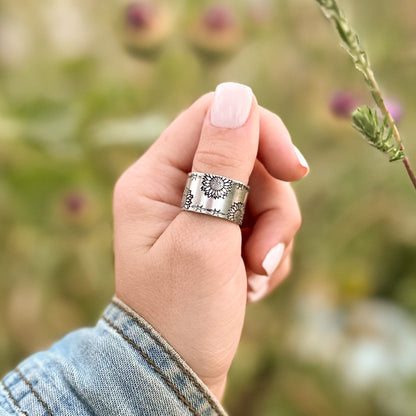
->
[[0, 298, 227, 416]]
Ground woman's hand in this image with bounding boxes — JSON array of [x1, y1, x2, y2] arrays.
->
[[113, 82, 308, 399]]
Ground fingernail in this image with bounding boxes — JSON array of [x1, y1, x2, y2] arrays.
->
[[248, 273, 270, 292], [211, 82, 253, 129], [247, 273, 269, 303], [293, 145, 309, 172], [262, 243, 285, 276]]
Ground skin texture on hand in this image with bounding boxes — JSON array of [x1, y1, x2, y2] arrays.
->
[[113, 83, 308, 399]]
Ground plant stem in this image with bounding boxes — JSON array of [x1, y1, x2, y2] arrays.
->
[[403, 157, 416, 190], [316, 0, 416, 190], [364, 65, 416, 189]]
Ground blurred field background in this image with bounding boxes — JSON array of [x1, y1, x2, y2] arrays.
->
[[1, 0, 416, 414]]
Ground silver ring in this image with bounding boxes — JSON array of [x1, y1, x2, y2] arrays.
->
[[181, 172, 249, 226]]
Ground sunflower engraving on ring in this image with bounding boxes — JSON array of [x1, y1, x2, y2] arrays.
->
[[201, 174, 233, 199], [227, 202, 245, 225]]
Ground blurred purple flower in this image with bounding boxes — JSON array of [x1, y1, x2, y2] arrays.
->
[[189, 4, 242, 60], [384, 98, 404, 123], [123, 2, 172, 59], [64, 192, 86, 216], [125, 2, 156, 30], [202, 5, 235, 31], [330, 91, 360, 118]]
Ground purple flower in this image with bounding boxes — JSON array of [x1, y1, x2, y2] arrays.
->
[[125, 2, 156, 30], [202, 5, 235, 31], [64, 192, 87, 216], [189, 4, 242, 60], [384, 98, 404, 123], [123, 2, 172, 59], [330, 91, 360, 118]]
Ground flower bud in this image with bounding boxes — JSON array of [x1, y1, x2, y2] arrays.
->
[[60, 191, 96, 227], [203, 5, 235, 30], [64, 192, 87, 217], [123, 1, 172, 59], [125, 2, 155, 30], [330, 90, 360, 118], [189, 4, 243, 61]]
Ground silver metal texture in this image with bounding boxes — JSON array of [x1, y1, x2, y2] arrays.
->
[[181, 172, 249, 226]]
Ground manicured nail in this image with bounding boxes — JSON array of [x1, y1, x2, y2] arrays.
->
[[247, 273, 269, 303], [262, 243, 285, 276], [248, 273, 269, 292], [293, 145, 309, 172], [210, 82, 253, 129]]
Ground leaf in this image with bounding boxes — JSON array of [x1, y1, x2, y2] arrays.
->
[[352, 106, 405, 162]]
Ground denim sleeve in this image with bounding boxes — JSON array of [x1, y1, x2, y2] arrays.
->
[[0, 298, 227, 416]]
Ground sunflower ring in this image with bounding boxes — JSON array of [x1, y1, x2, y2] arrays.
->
[[181, 172, 249, 226]]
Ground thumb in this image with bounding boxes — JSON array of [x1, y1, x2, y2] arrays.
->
[[192, 82, 259, 185]]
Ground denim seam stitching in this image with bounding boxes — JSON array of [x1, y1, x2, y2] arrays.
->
[[15, 368, 54, 416], [111, 300, 223, 415], [0, 380, 29, 416], [102, 316, 200, 416]]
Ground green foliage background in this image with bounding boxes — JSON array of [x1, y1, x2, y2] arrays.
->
[[1, 0, 416, 414]]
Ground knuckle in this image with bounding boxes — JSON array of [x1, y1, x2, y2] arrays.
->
[[113, 170, 146, 218], [113, 174, 128, 202], [194, 142, 248, 173], [113, 174, 131, 211], [281, 185, 302, 234], [292, 206, 302, 232]]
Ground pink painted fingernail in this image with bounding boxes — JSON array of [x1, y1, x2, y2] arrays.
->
[[210, 82, 253, 128], [262, 243, 285, 276]]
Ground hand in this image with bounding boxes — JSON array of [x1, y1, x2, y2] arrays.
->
[[113, 82, 308, 399]]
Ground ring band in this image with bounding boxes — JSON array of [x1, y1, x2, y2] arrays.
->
[[181, 172, 249, 225]]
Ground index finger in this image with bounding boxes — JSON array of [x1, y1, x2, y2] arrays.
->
[[258, 107, 309, 182]]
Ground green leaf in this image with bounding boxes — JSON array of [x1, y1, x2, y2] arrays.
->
[[352, 106, 405, 162]]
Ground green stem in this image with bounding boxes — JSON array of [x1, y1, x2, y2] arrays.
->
[[316, 0, 416, 190], [365, 68, 401, 146], [362, 47, 416, 190]]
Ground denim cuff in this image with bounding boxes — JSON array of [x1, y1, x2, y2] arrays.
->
[[0, 299, 228, 416], [104, 297, 227, 416]]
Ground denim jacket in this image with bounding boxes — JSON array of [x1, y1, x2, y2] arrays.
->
[[0, 298, 227, 416]]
